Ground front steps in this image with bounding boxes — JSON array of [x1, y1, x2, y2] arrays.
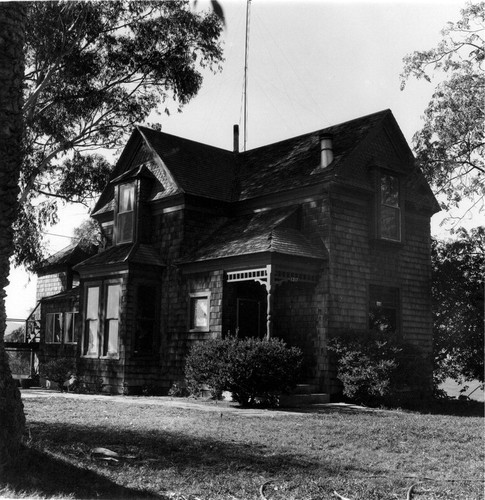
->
[[278, 383, 330, 407]]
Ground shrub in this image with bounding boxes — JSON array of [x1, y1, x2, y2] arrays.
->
[[185, 337, 303, 406], [328, 331, 430, 406], [40, 358, 76, 392]]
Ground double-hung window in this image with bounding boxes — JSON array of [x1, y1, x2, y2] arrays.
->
[[117, 183, 135, 244], [45, 313, 62, 343], [379, 173, 401, 241], [104, 284, 121, 356], [84, 286, 100, 356], [83, 283, 121, 358], [45, 312, 77, 344], [64, 312, 77, 344]]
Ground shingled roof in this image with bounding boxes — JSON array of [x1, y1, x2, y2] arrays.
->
[[181, 207, 327, 264], [74, 243, 164, 271], [92, 109, 439, 219], [36, 242, 98, 274], [93, 110, 403, 215], [236, 109, 389, 199], [138, 126, 237, 202]]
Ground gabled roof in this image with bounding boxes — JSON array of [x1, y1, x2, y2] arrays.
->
[[138, 126, 237, 202], [181, 207, 327, 264], [36, 242, 98, 274], [237, 109, 390, 199], [92, 109, 439, 216]]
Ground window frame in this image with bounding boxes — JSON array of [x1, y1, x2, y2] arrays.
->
[[115, 182, 136, 245], [64, 312, 78, 344], [188, 291, 211, 333], [82, 280, 121, 359], [45, 312, 63, 344], [102, 282, 121, 358], [83, 284, 101, 358], [368, 284, 401, 338], [376, 171, 402, 243]]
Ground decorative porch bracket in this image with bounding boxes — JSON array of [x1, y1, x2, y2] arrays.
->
[[227, 266, 319, 340]]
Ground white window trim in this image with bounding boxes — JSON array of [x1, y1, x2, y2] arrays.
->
[[83, 285, 101, 358], [189, 291, 211, 332], [101, 282, 121, 359], [116, 182, 136, 245]]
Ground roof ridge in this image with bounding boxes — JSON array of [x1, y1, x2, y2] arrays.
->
[[136, 124, 235, 155], [239, 109, 392, 156]]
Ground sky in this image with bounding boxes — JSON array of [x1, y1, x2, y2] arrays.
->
[[5, 0, 484, 320]]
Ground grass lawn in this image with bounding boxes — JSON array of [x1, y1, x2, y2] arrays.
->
[[1, 393, 484, 500]]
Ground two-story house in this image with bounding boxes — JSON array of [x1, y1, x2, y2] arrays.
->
[[40, 109, 438, 396]]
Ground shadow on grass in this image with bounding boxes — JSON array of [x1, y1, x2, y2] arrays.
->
[[400, 399, 484, 417], [274, 399, 484, 417], [2, 446, 163, 499], [21, 419, 348, 483]]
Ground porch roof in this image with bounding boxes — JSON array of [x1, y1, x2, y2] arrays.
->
[[180, 207, 327, 265]]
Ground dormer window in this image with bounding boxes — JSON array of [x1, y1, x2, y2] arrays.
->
[[117, 183, 135, 244], [379, 173, 401, 241]]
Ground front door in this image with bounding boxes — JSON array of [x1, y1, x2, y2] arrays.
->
[[237, 298, 261, 338]]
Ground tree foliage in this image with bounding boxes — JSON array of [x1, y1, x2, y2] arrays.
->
[[72, 219, 102, 250], [15, 0, 224, 270], [432, 227, 484, 383], [401, 2, 485, 212]]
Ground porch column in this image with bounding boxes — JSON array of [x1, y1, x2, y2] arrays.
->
[[265, 264, 274, 340]]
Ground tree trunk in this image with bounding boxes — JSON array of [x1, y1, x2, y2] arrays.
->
[[0, 2, 26, 471]]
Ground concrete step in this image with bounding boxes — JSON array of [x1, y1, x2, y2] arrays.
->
[[278, 392, 330, 407]]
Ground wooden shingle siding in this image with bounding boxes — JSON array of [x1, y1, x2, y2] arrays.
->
[[41, 110, 437, 397], [36, 272, 69, 301]]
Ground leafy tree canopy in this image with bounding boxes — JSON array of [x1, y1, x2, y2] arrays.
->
[[432, 226, 484, 384], [401, 2, 485, 213], [15, 0, 224, 270], [72, 219, 102, 251]]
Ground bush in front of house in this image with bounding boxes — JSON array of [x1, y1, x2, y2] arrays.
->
[[40, 358, 76, 392], [328, 331, 430, 406], [185, 337, 303, 406]]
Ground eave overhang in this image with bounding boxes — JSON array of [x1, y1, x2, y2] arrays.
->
[[179, 250, 325, 276]]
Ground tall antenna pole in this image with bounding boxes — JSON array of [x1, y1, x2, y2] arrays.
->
[[243, 0, 251, 151]]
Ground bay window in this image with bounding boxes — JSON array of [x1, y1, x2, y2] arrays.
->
[[84, 286, 100, 356], [104, 284, 121, 356], [83, 281, 120, 358]]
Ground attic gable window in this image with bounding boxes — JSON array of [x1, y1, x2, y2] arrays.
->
[[117, 183, 135, 244], [379, 173, 401, 241]]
